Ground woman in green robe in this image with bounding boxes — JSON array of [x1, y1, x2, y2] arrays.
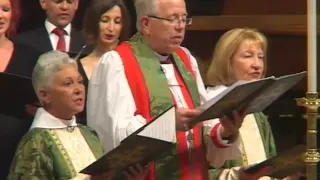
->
[[7, 51, 147, 180], [205, 28, 299, 180]]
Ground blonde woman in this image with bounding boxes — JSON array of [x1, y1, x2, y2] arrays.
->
[[206, 28, 299, 180]]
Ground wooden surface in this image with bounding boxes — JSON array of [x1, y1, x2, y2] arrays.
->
[[187, 15, 320, 35], [222, 0, 308, 15], [183, 31, 317, 91]]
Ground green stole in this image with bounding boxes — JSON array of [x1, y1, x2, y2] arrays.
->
[[7, 125, 104, 180], [127, 34, 202, 179], [208, 112, 277, 179], [50, 125, 104, 178], [128, 34, 201, 116]]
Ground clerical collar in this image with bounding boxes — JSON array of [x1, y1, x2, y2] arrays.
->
[[30, 108, 77, 130], [154, 52, 171, 63]]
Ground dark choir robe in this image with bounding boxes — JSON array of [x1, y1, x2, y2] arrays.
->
[[13, 25, 92, 54], [0, 43, 41, 179], [5, 42, 42, 77]]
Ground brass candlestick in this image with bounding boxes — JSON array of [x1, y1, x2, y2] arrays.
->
[[296, 92, 320, 180]]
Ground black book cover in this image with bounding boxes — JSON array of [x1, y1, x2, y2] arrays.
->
[[81, 135, 174, 176], [244, 144, 306, 179], [80, 106, 176, 176]]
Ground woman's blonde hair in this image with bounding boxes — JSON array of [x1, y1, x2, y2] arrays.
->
[[206, 28, 268, 86]]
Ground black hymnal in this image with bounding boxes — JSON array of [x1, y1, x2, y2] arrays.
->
[[81, 106, 176, 176], [0, 73, 38, 119], [192, 71, 306, 124], [244, 144, 306, 179]]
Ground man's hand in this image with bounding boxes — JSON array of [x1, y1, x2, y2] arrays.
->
[[284, 172, 301, 180], [91, 171, 114, 180], [219, 110, 247, 138], [124, 164, 148, 180], [239, 166, 273, 180], [175, 108, 202, 131], [91, 164, 148, 180]]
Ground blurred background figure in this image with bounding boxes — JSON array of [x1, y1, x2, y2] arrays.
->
[[76, 0, 131, 125], [0, 0, 41, 178], [13, 0, 91, 54]]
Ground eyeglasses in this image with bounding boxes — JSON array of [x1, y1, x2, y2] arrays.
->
[[147, 15, 192, 26], [53, 0, 75, 4]]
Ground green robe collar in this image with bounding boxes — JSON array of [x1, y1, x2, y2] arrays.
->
[[128, 33, 200, 117]]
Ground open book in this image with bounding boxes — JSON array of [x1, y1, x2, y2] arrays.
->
[[244, 144, 306, 179], [80, 106, 176, 176], [192, 71, 306, 123]]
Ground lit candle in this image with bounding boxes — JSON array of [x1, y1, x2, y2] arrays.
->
[[307, 0, 317, 92]]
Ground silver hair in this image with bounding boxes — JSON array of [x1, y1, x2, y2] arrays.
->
[[134, 0, 159, 31], [32, 51, 76, 103]]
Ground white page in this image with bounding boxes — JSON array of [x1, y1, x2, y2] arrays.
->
[[198, 80, 248, 110], [138, 106, 176, 143]]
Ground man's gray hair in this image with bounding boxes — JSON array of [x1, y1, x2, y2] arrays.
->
[[32, 51, 76, 102], [134, 0, 159, 31]]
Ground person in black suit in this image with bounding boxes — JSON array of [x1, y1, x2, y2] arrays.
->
[[13, 0, 91, 54]]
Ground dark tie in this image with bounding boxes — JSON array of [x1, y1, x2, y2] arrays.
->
[[52, 28, 66, 52]]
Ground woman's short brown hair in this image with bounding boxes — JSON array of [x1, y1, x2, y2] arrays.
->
[[82, 0, 131, 44], [206, 28, 268, 86]]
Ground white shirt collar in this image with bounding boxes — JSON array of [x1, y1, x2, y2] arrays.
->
[[45, 19, 71, 36], [30, 108, 77, 129], [154, 52, 169, 63]]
